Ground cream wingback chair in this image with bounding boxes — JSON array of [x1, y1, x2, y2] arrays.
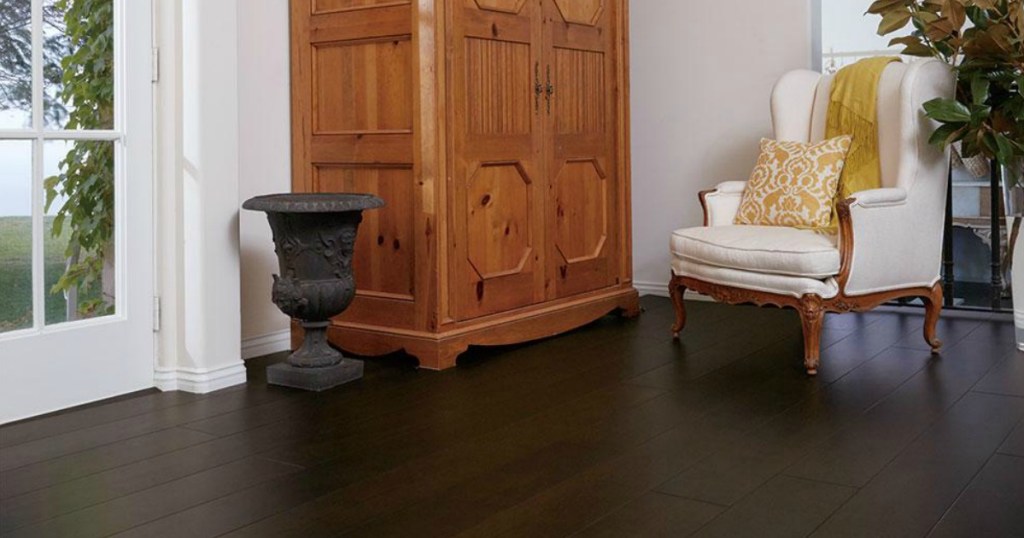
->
[[669, 59, 954, 375]]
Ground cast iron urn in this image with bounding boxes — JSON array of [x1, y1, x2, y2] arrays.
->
[[243, 193, 385, 391]]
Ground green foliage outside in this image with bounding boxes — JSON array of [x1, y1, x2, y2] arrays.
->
[[0, 216, 96, 332], [870, 0, 1024, 168], [43, 0, 116, 317], [0, 0, 116, 322]]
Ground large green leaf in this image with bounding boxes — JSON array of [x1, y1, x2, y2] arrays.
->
[[971, 74, 990, 106], [924, 98, 973, 122], [928, 123, 966, 146], [993, 133, 1016, 165]]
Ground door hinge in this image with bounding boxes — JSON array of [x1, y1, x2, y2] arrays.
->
[[151, 47, 160, 83], [153, 296, 161, 332]]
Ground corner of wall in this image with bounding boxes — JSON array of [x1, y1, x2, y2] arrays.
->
[[154, 0, 246, 392]]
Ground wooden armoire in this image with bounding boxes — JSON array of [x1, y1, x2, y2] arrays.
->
[[290, 0, 638, 370]]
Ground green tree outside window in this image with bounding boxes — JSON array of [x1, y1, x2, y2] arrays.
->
[[1, 0, 115, 319]]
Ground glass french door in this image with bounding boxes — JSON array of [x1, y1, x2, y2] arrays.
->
[[0, 0, 153, 423]]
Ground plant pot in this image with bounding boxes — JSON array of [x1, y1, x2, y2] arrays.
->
[[243, 193, 385, 391]]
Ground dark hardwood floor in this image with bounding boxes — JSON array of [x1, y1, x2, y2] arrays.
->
[[2, 296, 1023, 537]]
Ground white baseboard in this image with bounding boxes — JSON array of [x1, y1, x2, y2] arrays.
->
[[154, 363, 248, 394], [241, 329, 291, 360], [634, 280, 714, 302], [634, 280, 670, 298]]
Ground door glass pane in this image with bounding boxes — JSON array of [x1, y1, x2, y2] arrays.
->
[[0, 140, 34, 333], [44, 139, 115, 324], [43, 0, 115, 131], [0, 0, 33, 129]]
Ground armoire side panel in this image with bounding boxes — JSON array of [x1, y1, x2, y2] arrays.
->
[[316, 165, 416, 302], [293, 1, 419, 329], [312, 38, 413, 134]]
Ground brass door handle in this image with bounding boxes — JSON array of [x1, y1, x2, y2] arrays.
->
[[535, 62, 544, 113]]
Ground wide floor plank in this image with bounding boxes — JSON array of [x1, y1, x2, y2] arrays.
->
[[574, 492, 723, 538], [692, 475, 856, 538], [928, 454, 1024, 537]]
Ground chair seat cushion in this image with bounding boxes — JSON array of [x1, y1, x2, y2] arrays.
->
[[671, 225, 841, 278], [672, 258, 840, 299]]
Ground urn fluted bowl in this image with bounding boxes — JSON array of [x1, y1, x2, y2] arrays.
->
[[243, 193, 385, 390]]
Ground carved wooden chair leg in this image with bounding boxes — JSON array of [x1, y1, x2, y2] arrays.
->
[[798, 295, 825, 376], [922, 282, 944, 353], [670, 276, 687, 339]]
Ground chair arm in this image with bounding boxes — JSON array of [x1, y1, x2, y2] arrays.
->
[[836, 187, 940, 295], [849, 188, 908, 208], [699, 181, 747, 226]]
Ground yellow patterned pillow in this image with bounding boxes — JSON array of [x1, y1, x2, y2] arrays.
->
[[734, 136, 853, 229]]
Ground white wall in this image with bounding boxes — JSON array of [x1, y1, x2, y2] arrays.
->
[[629, 0, 814, 295], [821, 0, 905, 54], [237, 0, 292, 357]]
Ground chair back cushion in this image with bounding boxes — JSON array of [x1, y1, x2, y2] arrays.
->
[[734, 136, 852, 229], [769, 60, 955, 295], [770, 60, 942, 192]]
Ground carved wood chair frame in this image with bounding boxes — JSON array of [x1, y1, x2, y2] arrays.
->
[[669, 190, 943, 376]]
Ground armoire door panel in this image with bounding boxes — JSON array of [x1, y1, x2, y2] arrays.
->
[[553, 47, 606, 135], [553, 158, 608, 264], [465, 38, 533, 136], [465, 161, 535, 280], [450, 0, 545, 320], [545, 0, 618, 299], [552, 0, 604, 25]]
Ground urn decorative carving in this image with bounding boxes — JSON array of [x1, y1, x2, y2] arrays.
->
[[243, 193, 385, 391]]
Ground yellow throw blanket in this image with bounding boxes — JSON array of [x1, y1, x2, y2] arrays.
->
[[825, 57, 900, 226]]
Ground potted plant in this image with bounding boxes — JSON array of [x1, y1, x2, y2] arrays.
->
[[871, 0, 1023, 343]]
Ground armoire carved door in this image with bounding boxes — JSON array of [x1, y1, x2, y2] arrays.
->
[[449, 0, 622, 320], [544, 0, 620, 299], [449, 0, 547, 321]]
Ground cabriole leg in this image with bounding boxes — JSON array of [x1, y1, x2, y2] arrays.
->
[[670, 275, 687, 339], [798, 295, 825, 376], [922, 282, 944, 353]]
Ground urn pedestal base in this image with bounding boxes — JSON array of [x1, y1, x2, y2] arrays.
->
[[267, 359, 364, 392]]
